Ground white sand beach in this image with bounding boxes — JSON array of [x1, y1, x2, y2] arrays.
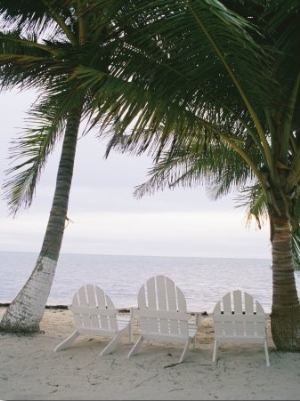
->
[[1, 307, 300, 400]]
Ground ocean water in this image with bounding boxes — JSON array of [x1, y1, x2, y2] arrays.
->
[[1, 251, 299, 314]]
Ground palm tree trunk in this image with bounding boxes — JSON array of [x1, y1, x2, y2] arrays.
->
[[0, 107, 82, 333], [270, 213, 300, 350]]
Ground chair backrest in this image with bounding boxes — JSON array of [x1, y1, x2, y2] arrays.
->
[[137, 275, 189, 338], [213, 289, 266, 340], [70, 284, 119, 333]]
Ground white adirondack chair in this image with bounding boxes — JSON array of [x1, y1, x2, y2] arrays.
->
[[128, 275, 199, 363], [212, 289, 270, 366], [54, 284, 131, 356]]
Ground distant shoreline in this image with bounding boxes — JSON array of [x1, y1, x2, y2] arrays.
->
[[0, 303, 132, 313], [0, 302, 68, 309]]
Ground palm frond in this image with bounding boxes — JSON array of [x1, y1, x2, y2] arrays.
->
[[233, 184, 269, 229], [2, 98, 66, 215]]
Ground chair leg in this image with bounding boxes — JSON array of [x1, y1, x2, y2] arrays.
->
[[100, 332, 123, 356], [128, 335, 143, 358], [179, 339, 190, 363], [129, 321, 133, 344], [54, 330, 79, 352], [212, 339, 218, 362], [264, 340, 270, 367]]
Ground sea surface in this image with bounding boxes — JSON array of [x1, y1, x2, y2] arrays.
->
[[1, 251, 300, 314]]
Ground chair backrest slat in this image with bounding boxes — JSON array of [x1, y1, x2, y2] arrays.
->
[[244, 292, 254, 313], [145, 276, 157, 309]]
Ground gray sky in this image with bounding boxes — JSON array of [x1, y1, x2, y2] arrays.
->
[[0, 90, 271, 259]]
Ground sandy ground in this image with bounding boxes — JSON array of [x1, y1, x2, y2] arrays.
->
[[1, 307, 300, 400]]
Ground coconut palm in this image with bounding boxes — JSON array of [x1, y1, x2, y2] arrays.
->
[[75, 0, 300, 350], [0, 0, 127, 332]]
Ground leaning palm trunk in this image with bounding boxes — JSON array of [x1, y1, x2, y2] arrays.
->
[[270, 212, 300, 349], [0, 107, 82, 333]]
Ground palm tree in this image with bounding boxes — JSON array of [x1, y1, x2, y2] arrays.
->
[[75, 0, 300, 350], [0, 0, 126, 332]]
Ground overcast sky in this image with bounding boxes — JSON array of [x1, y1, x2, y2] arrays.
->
[[0, 89, 271, 259]]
